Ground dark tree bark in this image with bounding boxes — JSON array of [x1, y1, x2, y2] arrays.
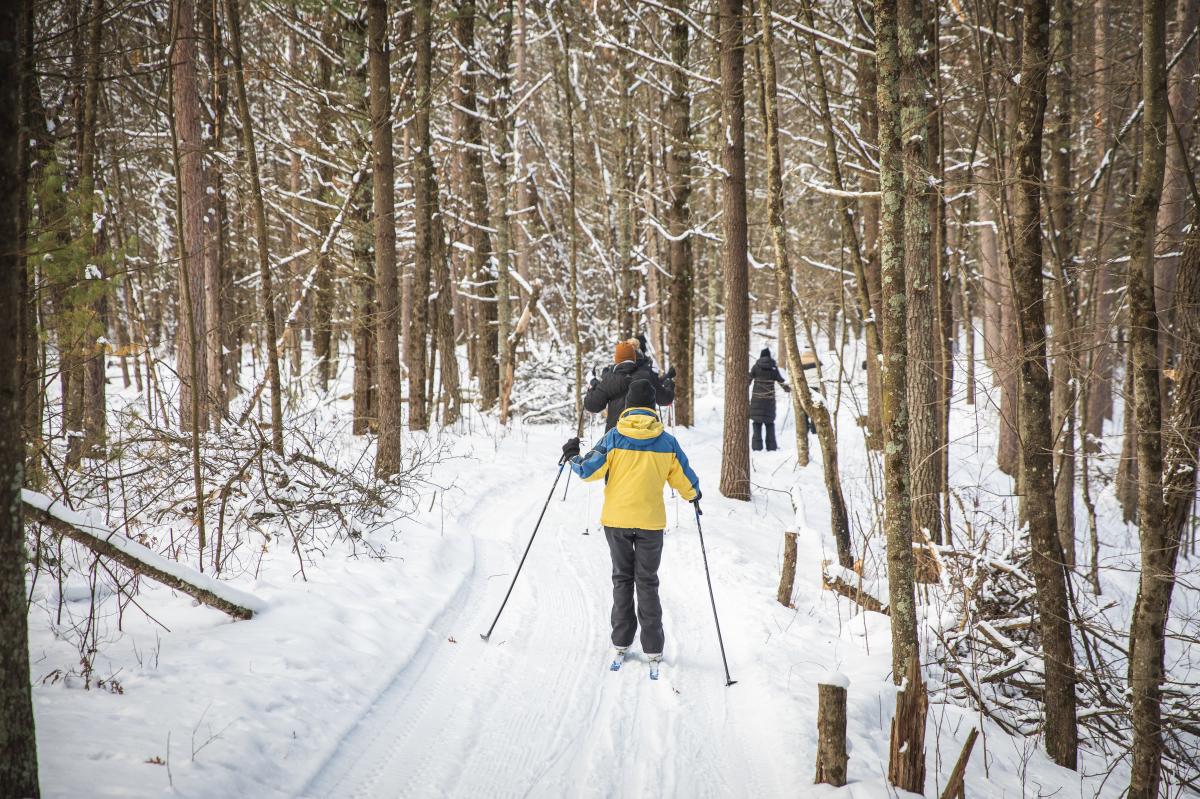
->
[[1047, 0, 1077, 567], [200, 0, 227, 424], [407, 0, 434, 430], [452, 0, 497, 410], [493, 0, 514, 415], [1010, 0, 1078, 768], [170, 0, 209, 435], [899, 0, 940, 546], [78, 0, 106, 463], [876, 0, 918, 681], [665, 1, 693, 427], [312, 25, 337, 393], [1126, 0, 1172, 794], [346, 8, 376, 434], [1, 2, 41, 794], [370, 0, 404, 476], [717, 0, 751, 501]]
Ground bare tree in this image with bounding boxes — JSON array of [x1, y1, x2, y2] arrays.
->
[[370, 0, 404, 477], [407, 0, 434, 430], [1009, 0, 1078, 768], [717, 0, 750, 501], [665, 0, 693, 427], [876, 0, 918, 680], [1, 2, 41, 793], [224, 0, 283, 456], [1126, 0, 1173, 793]]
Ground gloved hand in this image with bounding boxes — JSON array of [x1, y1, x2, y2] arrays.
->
[[781, 383, 792, 393], [664, 365, 677, 380], [663, 378, 676, 394], [560, 437, 581, 464], [690, 488, 702, 504], [588, 377, 599, 390]]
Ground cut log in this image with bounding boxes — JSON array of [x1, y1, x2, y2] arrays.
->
[[939, 727, 978, 799], [814, 677, 849, 786], [22, 490, 263, 620], [888, 653, 928, 794], [777, 530, 798, 606]]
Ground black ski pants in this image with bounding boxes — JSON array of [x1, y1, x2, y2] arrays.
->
[[603, 526, 665, 654], [751, 421, 778, 451]]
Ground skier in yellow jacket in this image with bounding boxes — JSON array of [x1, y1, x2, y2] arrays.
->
[[561, 379, 701, 667]]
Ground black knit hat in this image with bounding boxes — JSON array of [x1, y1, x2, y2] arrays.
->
[[760, 347, 772, 358], [625, 378, 656, 409]]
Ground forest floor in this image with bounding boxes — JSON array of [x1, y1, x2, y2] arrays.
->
[[27, 334, 1187, 798]]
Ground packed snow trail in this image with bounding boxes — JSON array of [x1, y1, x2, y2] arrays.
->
[[300, 422, 790, 799]]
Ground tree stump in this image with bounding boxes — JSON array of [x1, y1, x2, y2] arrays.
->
[[777, 530, 798, 606], [814, 676, 849, 786], [887, 653, 927, 794]]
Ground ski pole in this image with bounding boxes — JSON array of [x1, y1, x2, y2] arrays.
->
[[480, 460, 568, 642], [693, 501, 737, 686]]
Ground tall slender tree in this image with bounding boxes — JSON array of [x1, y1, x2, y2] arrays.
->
[[717, 0, 751, 501], [1126, 0, 1173, 793], [408, 0, 434, 430], [898, 0, 940, 546], [1, 2, 41, 793], [665, 0, 693, 426], [225, 0, 283, 457], [1009, 0, 1078, 769], [370, 0, 404, 476], [876, 0, 918, 681]]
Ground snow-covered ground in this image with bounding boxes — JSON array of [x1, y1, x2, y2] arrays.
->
[[26, 331, 1194, 798]]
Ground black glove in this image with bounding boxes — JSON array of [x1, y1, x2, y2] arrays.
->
[[664, 365, 677, 380], [560, 437, 581, 464], [588, 377, 599, 390], [690, 488, 702, 504], [663, 378, 676, 394], [781, 383, 792, 393]]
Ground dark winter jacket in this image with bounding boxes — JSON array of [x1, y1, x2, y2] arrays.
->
[[585, 361, 675, 431], [749, 350, 788, 423]]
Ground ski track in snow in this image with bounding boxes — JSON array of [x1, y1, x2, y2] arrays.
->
[[300, 432, 786, 799]]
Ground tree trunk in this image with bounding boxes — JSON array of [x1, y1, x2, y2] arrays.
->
[[1126, 0, 1171, 793], [876, 0, 919, 682], [857, 5, 883, 448], [369, 0, 404, 477], [170, 0, 209, 436], [760, 0, 853, 568], [78, 0, 106, 463], [899, 0, 940, 547], [225, 0, 283, 457], [493, 1, 514, 417], [1, 1, 41, 791], [717, 0, 751, 502], [1047, 0, 1077, 568], [348, 9, 376, 434], [453, 0, 497, 410], [1153, 0, 1200, 350], [407, 0, 434, 430], [201, 0, 226, 424], [666, 2, 693, 427], [814, 681, 849, 787], [1011, 0, 1078, 768]]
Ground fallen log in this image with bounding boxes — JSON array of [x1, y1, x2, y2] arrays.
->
[[22, 490, 264, 621], [822, 561, 888, 615]]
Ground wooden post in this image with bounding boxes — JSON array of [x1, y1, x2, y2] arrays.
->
[[814, 675, 849, 787], [939, 727, 978, 799], [777, 530, 798, 606], [888, 653, 928, 794]]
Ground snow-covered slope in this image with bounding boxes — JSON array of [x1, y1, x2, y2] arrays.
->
[[27, 337, 1166, 798]]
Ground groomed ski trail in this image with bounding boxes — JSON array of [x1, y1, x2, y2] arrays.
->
[[299, 434, 788, 798]]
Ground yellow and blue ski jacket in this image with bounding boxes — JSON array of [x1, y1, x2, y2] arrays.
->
[[569, 407, 700, 531]]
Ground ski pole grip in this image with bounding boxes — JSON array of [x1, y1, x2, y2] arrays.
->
[[694, 500, 703, 517]]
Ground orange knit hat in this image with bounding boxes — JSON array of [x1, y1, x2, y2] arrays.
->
[[614, 339, 638, 364]]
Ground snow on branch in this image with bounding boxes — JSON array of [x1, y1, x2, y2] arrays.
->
[[22, 490, 265, 621]]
